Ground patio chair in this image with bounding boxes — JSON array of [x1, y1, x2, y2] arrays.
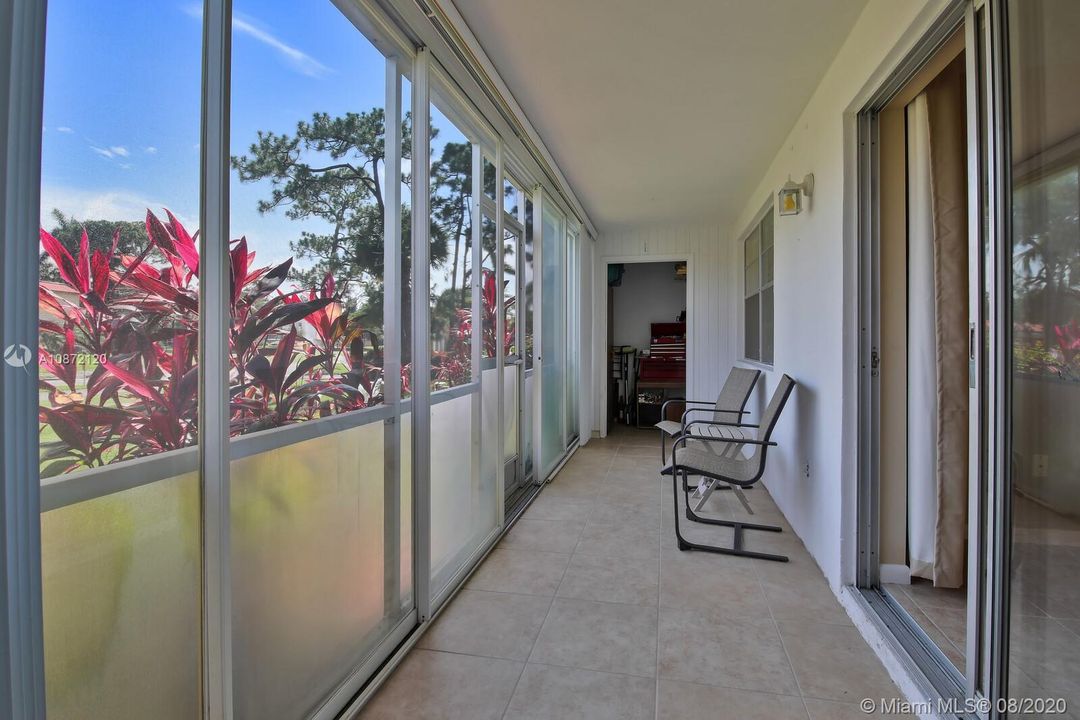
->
[[656, 367, 760, 506], [655, 366, 761, 464], [661, 374, 796, 562]]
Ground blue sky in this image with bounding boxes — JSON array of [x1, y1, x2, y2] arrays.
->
[[41, 0, 468, 288]]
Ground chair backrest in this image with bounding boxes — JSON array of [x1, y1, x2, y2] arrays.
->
[[741, 374, 797, 480], [756, 375, 796, 443], [713, 367, 761, 423]]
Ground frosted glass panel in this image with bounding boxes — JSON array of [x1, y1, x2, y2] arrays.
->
[[41, 473, 200, 720], [504, 365, 519, 463], [541, 206, 566, 475], [430, 392, 496, 596], [231, 421, 409, 720], [400, 411, 413, 603], [523, 370, 535, 476], [481, 365, 500, 516]]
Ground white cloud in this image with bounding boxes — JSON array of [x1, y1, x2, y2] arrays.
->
[[40, 184, 197, 228], [183, 4, 330, 78], [56, 126, 74, 134], [89, 144, 130, 160], [144, 146, 158, 155]]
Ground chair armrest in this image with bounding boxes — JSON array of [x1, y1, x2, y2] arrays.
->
[[682, 418, 759, 432], [679, 406, 750, 426], [674, 433, 776, 450]]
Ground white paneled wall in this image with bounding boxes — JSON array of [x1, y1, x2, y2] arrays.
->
[[592, 225, 736, 437]]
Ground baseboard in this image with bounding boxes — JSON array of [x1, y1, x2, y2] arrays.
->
[[880, 563, 911, 585]]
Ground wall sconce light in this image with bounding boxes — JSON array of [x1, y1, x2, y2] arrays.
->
[[778, 174, 814, 216]]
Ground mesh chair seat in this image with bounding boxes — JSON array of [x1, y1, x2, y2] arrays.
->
[[655, 419, 683, 437], [672, 444, 758, 485]]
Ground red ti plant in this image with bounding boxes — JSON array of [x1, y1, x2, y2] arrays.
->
[[1055, 320, 1080, 367], [37, 209, 387, 475], [431, 268, 514, 389]]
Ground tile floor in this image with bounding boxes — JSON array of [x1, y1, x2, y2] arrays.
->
[[360, 426, 910, 719], [887, 494, 1080, 714]]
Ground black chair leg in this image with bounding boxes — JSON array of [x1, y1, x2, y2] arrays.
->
[[670, 469, 789, 562]]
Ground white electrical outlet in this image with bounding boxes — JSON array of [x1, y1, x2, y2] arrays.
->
[[1032, 454, 1049, 478]]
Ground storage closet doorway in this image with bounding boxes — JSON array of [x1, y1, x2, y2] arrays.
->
[[603, 259, 689, 434]]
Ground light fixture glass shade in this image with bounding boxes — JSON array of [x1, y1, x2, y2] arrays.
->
[[778, 180, 802, 216]]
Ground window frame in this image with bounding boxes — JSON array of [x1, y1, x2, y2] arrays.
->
[[741, 198, 775, 366]]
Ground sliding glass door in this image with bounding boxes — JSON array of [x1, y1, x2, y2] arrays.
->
[[858, 0, 1080, 713], [1003, 0, 1080, 708]]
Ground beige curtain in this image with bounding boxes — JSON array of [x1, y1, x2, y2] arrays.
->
[[926, 56, 969, 589]]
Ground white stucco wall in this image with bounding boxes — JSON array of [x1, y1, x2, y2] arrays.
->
[[720, 0, 953, 588]]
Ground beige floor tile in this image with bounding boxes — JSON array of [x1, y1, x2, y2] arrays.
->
[[501, 517, 584, 554], [503, 663, 655, 720], [577, 517, 661, 560], [660, 550, 769, 618], [418, 589, 552, 661], [359, 649, 523, 720], [657, 679, 807, 720], [541, 477, 607, 503], [778, 621, 898, 703], [901, 580, 967, 611], [590, 498, 660, 526], [804, 697, 914, 720], [366, 436, 907, 720], [658, 607, 799, 695], [523, 494, 595, 523], [759, 574, 852, 626], [920, 606, 967, 648], [467, 548, 570, 596], [1057, 617, 1080, 637], [557, 552, 659, 606], [1007, 615, 1080, 706], [529, 597, 658, 677]]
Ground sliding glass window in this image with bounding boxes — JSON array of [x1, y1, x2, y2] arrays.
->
[[228, 2, 411, 716], [37, 2, 203, 717], [427, 94, 498, 601]]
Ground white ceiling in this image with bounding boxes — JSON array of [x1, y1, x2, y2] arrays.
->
[[451, 0, 868, 231]]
